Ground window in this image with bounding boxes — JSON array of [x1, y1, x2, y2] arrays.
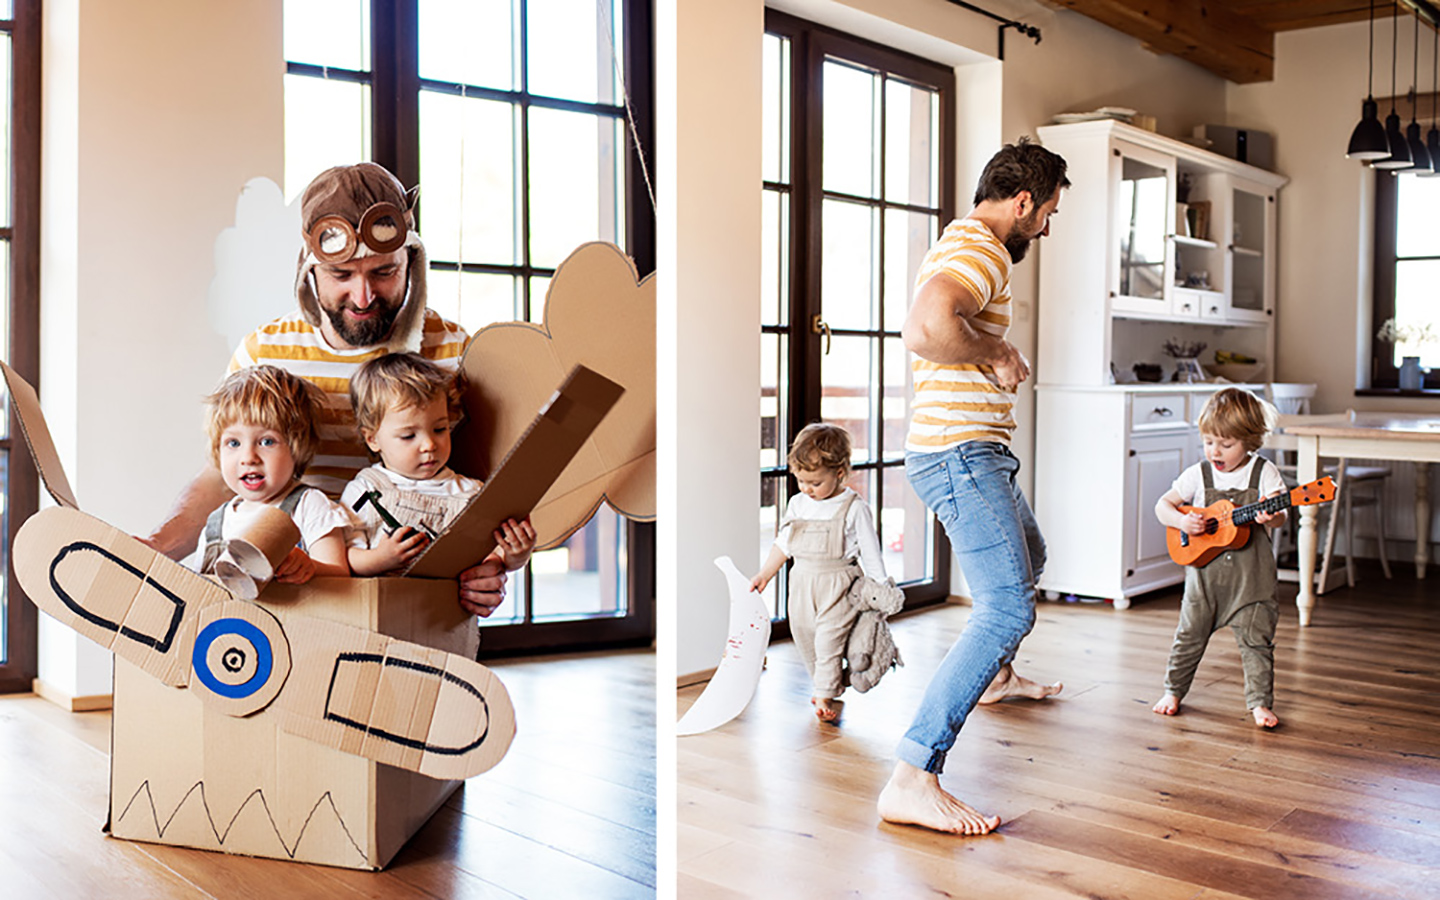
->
[[1373, 170, 1440, 388], [284, 0, 654, 653], [759, 11, 953, 633], [0, 0, 40, 694]]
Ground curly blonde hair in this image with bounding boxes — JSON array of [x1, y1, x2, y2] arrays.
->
[[1197, 388, 1276, 453], [205, 366, 322, 473], [349, 352, 464, 440], [787, 422, 853, 479]]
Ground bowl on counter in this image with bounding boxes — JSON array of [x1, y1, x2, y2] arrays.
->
[[1205, 361, 1266, 383]]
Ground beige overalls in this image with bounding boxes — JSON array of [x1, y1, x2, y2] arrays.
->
[[1163, 460, 1280, 711], [350, 467, 473, 546], [785, 491, 863, 700]]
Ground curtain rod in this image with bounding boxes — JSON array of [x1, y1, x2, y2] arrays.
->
[[942, 0, 1042, 60]]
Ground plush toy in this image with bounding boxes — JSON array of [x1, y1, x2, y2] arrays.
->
[[844, 575, 904, 693]]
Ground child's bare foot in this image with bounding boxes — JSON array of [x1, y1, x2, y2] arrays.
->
[[812, 697, 840, 723], [1152, 693, 1180, 716], [1251, 706, 1279, 728], [877, 761, 1000, 835], [978, 664, 1063, 704]]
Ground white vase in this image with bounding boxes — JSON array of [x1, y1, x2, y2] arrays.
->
[[1399, 356, 1424, 391]]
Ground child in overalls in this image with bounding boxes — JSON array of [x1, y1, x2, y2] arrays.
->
[[189, 365, 353, 582], [1153, 388, 1287, 728], [341, 353, 535, 576], [751, 423, 889, 723]]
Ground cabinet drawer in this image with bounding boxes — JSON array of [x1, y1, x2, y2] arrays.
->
[[1131, 394, 1187, 429]]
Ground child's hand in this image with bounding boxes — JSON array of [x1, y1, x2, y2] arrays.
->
[[750, 572, 772, 593], [493, 517, 537, 569], [374, 526, 431, 570], [1179, 510, 1207, 535], [273, 546, 316, 584]]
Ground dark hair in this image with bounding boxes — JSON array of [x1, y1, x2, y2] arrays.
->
[[972, 136, 1071, 207]]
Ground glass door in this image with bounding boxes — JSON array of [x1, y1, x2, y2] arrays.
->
[[1109, 142, 1175, 318], [1225, 178, 1272, 324]]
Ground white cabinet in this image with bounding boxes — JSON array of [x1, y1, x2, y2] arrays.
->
[[1122, 431, 1192, 607]]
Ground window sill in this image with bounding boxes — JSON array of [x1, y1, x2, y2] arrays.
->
[[1354, 387, 1440, 397]]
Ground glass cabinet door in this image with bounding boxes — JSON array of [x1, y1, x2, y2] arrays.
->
[[1110, 142, 1175, 316], [1226, 179, 1272, 323]]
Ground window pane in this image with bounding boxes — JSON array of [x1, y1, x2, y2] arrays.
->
[[419, 91, 518, 265], [427, 269, 519, 333], [478, 568, 526, 626], [419, 0, 516, 90], [1, 450, 7, 661], [884, 78, 937, 207], [822, 60, 878, 198], [0, 36, 10, 228], [762, 33, 790, 185], [761, 332, 788, 469], [528, 274, 553, 321], [0, 2, 12, 19], [528, 108, 623, 269], [821, 199, 878, 330], [758, 473, 785, 620], [1393, 259, 1440, 368], [761, 189, 789, 326], [882, 463, 933, 584], [284, 74, 372, 201], [284, 0, 370, 70], [882, 336, 908, 462], [531, 510, 627, 620], [822, 335, 876, 464], [527, 0, 619, 103], [883, 209, 935, 332], [1396, 173, 1440, 257]]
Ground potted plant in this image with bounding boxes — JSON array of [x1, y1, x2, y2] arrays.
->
[[1377, 319, 1436, 390]]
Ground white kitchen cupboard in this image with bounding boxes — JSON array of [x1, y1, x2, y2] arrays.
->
[[1031, 120, 1286, 606]]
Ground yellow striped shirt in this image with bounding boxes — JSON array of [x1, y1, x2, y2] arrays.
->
[[228, 309, 469, 496], [906, 218, 1016, 452]]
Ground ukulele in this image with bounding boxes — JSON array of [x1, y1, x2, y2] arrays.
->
[[1166, 476, 1336, 567]]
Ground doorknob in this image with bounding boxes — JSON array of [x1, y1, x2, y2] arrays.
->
[[811, 315, 832, 355]]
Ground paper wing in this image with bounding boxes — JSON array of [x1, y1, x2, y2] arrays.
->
[[676, 556, 772, 736]]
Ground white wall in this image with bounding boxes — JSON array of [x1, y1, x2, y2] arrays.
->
[[37, 0, 282, 697], [669, 0, 1230, 673]]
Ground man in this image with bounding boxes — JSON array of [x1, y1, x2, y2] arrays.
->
[[144, 162, 506, 616], [876, 138, 1069, 835]]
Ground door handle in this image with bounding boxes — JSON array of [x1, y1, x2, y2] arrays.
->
[[811, 315, 832, 355]]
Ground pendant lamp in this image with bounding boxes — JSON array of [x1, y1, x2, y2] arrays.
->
[[1350, 0, 1391, 158], [1404, 11, 1432, 171], [1425, 22, 1440, 175], [1376, 2, 1414, 169]]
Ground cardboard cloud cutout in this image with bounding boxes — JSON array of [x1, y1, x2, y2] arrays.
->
[[451, 241, 655, 549]]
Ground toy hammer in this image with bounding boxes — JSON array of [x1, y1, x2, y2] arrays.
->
[[352, 490, 439, 541]]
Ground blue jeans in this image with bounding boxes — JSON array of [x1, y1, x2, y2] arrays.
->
[[897, 442, 1046, 773]]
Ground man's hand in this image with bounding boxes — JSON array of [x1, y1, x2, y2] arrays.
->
[[458, 557, 508, 617], [991, 341, 1031, 392]]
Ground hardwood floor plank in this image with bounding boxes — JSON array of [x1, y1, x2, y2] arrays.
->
[[1269, 807, 1440, 866]]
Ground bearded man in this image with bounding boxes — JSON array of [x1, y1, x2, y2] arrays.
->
[[876, 138, 1071, 835], [144, 163, 506, 617]]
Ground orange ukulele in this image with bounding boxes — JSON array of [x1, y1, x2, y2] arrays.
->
[[1166, 477, 1337, 567]]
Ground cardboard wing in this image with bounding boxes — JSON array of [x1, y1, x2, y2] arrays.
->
[[406, 364, 625, 578], [0, 360, 78, 509]]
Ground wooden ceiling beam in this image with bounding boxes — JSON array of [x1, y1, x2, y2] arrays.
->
[[1054, 0, 1276, 83]]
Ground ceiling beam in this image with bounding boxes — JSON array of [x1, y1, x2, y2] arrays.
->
[[1054, 1, 1276, 83]]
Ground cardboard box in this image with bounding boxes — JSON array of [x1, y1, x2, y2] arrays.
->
[[109, 577, 475, 869]]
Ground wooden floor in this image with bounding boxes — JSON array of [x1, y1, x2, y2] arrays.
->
[[678, 570, 1440, 899], [0, 648, 655, 899]]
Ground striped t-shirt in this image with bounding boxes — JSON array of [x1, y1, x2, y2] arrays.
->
[[905, 218, 1016, 452], [228, 308, 469, 496]]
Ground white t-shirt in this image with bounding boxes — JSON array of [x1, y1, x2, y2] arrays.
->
[[182, 488, 354, 571], [1171, 455, 1288, 506], [774, 488, 888, 580], [339, 465, 483, 548]]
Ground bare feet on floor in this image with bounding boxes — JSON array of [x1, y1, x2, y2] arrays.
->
[[1251, 706, 1279, 728], [811, 696, 840, 723], [1152, 693, 1180, 715], [977, 664, 1063, 705], [877, 762, 1000, 836]]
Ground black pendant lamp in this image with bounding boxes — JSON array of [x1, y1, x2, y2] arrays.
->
[[1404, 11, 1432, 171], [1376, 2, 1414, 169], [1350, 0, 1391, 158], [1426, 23, 1440, 175]]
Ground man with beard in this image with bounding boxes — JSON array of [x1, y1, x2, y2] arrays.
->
[[143, 163, 507, 617], [876, 138, 1069, 835]]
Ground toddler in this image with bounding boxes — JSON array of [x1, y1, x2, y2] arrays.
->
[[751, 422, 890, 723], [341, 352, 535, 576], [190, 365, 352, 582], [1153, 388, 1286, 728]]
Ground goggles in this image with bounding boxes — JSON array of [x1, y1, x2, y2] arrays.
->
[[305, 201, 411, 264]]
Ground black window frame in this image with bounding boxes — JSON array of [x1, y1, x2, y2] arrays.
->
[[1371, 169, 1439, 393]]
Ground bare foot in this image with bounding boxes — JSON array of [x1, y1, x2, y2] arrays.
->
[[1251, 706, 1279, 728], [812, 697, 840, 723], [876, 761, 1000, 835], [977, 664, 1063, 705], [1152, 693, 1180, 716]]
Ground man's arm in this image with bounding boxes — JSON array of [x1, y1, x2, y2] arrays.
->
[[902, 274, 1031, 389], [141, 466, 233, 560]]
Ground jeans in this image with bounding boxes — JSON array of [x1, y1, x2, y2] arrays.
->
[[897, 442, 1046, 774]]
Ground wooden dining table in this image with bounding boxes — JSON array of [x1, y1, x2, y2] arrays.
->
[[1278, 412, 1440, 625]]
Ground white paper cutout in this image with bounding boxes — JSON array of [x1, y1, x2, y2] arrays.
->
[[207, 177, 303, 353], [676, 556, 772, 736]]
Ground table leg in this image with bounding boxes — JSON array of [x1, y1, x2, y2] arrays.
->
[[1417, 462, 1432, 579], [1296, 436, 1320, 626]]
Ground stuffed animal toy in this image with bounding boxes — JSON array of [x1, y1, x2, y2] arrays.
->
[[844, 575, 904, 693]]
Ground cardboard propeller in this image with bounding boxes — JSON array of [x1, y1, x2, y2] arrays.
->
[[1, 359, 623, 781]]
